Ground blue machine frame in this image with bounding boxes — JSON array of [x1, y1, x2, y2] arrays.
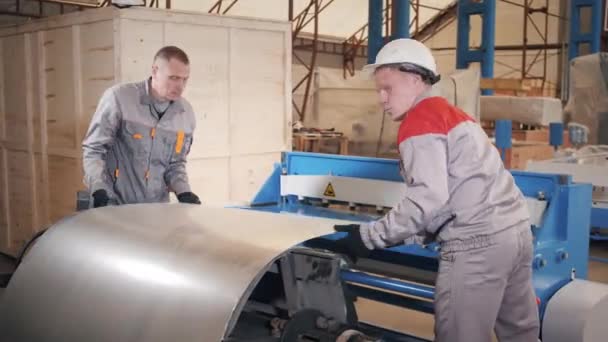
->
[[247, 152, 592, 324]]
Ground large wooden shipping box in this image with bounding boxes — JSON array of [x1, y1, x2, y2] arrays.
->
[[0, 7, 292, 255]]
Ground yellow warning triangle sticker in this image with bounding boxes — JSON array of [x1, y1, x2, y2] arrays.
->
[[324, 182, 336, 197]]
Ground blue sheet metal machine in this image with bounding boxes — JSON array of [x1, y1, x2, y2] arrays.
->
[[243, 151, 605, 341], [1, 151, 606, 342]]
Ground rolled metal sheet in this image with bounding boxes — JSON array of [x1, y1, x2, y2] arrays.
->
[[542, 279, 608, 342], [0, 204, 347, 342]]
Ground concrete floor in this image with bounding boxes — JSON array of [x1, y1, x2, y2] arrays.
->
[[356, 242, 608, 341]]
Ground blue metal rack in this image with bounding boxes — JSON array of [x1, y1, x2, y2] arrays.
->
[[456, 0, 496, 95], [367, 0, 384, 64], [391, 0, 410, 40], [367, 0, 411, 64], [568, 0, 603, 60]]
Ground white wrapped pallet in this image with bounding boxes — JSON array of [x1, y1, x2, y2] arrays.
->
[[480, 95, 563, 126]]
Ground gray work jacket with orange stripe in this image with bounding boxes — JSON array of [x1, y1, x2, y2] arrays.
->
[[360, 95, 530, 249], [82, 78, 196, 204]]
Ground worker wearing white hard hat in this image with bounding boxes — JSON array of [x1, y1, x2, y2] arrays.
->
[[362, 38, 441, 86], [334, 38, 540, 342]]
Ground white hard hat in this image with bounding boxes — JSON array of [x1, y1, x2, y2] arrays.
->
[[363, 38, 438, 81]]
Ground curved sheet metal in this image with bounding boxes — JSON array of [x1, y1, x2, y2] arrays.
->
[[543, 279, 608, 342], [0, 204, 347, 342]]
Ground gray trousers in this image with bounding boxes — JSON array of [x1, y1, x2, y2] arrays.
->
[[434, 222, 540, 342]]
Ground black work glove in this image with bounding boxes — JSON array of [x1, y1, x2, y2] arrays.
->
[[333, 224, 372, 262], [177, 191, 201, 205], [92, 189, 109, 208]]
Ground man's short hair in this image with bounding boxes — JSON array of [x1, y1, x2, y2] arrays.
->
[[153, 46, 189, 65]]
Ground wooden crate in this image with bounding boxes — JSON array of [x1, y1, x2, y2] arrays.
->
[[0, 7, 292, 255], [498, 142, 555, 170], [511, 129, 570, 147], [293, 132, 349, 155], [480, 78, 531, 96]]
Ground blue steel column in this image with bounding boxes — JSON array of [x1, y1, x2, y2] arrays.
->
[[568, 0, 602, 60], [456, 0, 496, 95], [368, 0, 384, 64], [392, 0, 410, 39], [481, 0, 496, 89], [495, 120, 512, 163], [549, 122, 564, 151], [456, 1, 471, 70]]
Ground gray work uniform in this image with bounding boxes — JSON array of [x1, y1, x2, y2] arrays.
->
[[360, 95, 540, 341], [82, 79, 196, 204]]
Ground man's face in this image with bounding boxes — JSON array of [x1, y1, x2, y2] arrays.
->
[[374, 67, 421, 121], [151, 57, 190, 101]]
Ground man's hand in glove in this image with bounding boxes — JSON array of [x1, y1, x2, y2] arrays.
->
[[92, 189, 110, 208], [333, 224, 372, 262], [177, 191, 201, 205]]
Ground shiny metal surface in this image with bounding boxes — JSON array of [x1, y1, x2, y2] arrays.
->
[[0, 204, 346, 342], [542, 279, 608, 342]]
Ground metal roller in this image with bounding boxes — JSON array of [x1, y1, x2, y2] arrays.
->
[[542, 279, 608, 342]]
